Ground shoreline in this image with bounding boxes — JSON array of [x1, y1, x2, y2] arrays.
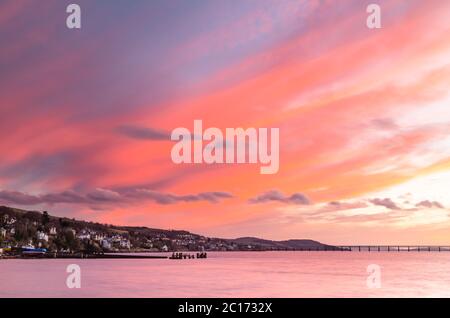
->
[[3, 248, 450, 260], [0, 254, 168, 260]]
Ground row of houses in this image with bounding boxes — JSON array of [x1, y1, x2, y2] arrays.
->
[[1, 213, 239, 252], [2, 214, 17, 226], [1, 215, 18, 238], [58, 228, 133, 250]]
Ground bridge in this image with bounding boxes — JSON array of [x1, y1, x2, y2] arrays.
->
[[268, 246, 450, 252], [246, 246, 450, 252], [336, 246, 450, 252], [298, 246, 450, 252]]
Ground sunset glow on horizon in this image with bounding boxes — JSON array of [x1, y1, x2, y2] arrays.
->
[[1, 0, 450, 245]]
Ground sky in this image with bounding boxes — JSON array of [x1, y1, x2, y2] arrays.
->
[[1, 0, 450, 244]]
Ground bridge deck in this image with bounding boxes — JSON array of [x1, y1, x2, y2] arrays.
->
[[327, 246, 450, 252]]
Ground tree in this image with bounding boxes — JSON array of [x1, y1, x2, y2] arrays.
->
[[64, 230, 80, 252], [83, 241, 101, 254], [42, 211, 50, 225], [59, 218, 70, 228], [14, 223, 30, 243]]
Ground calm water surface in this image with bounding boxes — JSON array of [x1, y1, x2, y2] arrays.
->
[[1, 251, 450, 297]]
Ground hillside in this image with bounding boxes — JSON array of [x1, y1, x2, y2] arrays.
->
[[232, 237, 336, 250], [0, 206, 335, 252]]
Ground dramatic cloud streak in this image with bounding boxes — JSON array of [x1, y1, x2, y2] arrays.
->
[[416, 200, 445, 209], [369, 198, 401, 210], [0, 189, 233, 207], [117, 125, 170, 141], [249, 190, 310, 205]]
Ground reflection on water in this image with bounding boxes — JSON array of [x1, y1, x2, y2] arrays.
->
[[1, 251, 450, 297]]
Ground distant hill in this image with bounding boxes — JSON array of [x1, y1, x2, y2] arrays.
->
[[231, 237, 335, 250]]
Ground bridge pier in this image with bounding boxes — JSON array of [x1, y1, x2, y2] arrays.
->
[[335, 245, 448, 252]]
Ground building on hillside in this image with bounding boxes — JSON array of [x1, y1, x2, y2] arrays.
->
[[111, 235, 122, 243], [119, 239, 131, 249], [37, 231, 49, 242], [3, 215, 16, 225], [93, 234, 105, 241], [77, 231, 91, 240], [101, 239, 112, 249]]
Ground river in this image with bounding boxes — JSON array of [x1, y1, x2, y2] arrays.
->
[[1, 251, 449, 297]]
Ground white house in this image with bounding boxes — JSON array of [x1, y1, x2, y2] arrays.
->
[[111, 235, 122, 243], [76, 229, 91, 240], [10, 228, 15, 235], [77, 233, 91, 240], [37, 231, 49, 242], [119, 240, 131, 249], [7, 218, 16, 225], [93, 234, 104, 241], [0, 228, 6, 237], [101, 239, 112, 249], [49, 227, 57, 235], [161, 245, 169, 252]]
